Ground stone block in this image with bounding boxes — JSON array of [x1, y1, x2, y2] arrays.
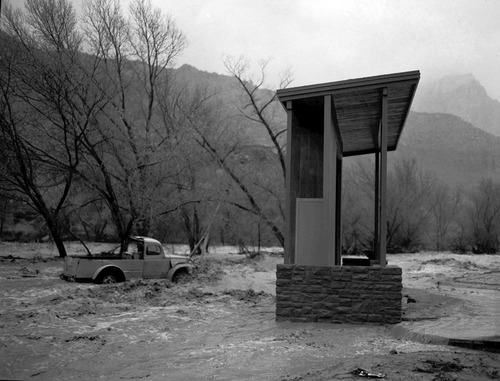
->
[[385, 316, 401, 324], [292, 266, 307, 274], [326, 288, 340, 296], [323, 295, 340, 304], [276, 294, 291, 302], [335, 306, 351, 314], [309, 293, 328, 303], [339, 299, 351, 307], [292, 307, 306, 317], [368, 273, 384, 282], [339, 290, 359, 299], [291, 273, 306, 281], [276, 308, 292, 317], [383, 292, 402, 300], [351, 282, 373, 290], [330, 281, 346, 289], [293, 293, 311, 304], [276, 278, 291, 286], [338, 273, 352, 281], [352, 266, 369, 273], [291, 317, 311, 323], [320, 277, 333, 287], [307, 285, 324, 294], [370, 284, 400, 292], [304, 267, 314, 280], [312, 267, 331, 276], [312, 302, 328, 310], [352, 273, 370, 281], [301, 306, 313, 315], [353, 300, 380, 313], [276, 301, 295, 309], [365, 314, 383, 323], [317, 308, 333, 318], [381, 266, 402, 275], [381, 275, 402, 282], [306, 277, 326, 286], [329, 318, 345, 323], [276, 267, 293, 278]]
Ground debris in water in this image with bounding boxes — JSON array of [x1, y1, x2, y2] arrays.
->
[[351, 368, 386, 378]]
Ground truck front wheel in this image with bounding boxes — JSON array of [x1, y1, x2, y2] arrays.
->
[[172, 269, 190, 284]]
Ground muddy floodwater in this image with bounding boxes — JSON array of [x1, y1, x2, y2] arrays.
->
[[0, 244, 499, 380]]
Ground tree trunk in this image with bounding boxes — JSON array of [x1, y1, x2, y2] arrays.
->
[[53, 235, 67, 258], [181, 205, 202, 254], [46, 224, 68, 258]]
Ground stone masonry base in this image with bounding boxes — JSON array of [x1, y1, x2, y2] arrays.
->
[[276, 265, 402, 324]]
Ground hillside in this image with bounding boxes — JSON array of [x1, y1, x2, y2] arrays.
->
[[395, 111, 500, 186], [413, 73, 500, 137], [172, 64, 285, 146]]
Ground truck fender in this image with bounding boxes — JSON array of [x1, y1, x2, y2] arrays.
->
[[92, 265, 125, 282], [167, 263, 193, 282]]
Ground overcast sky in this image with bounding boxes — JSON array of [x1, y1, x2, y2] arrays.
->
[[15, 0, 497, 100], [132, 0, 499, 101]]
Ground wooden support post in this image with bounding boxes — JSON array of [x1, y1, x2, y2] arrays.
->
[[284, 101, 294, 264], [379, 88, 388, 267], [374, 147, 380, 261], [335, 154, 342, 266], [323, 95, 337, 266]]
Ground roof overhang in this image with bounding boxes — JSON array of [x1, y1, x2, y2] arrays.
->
[[276, 71, 420, 157]]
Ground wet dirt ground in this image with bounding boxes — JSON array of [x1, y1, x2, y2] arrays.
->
[[0, 243, 499, 380]]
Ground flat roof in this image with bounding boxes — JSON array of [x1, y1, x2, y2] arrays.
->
[[277, 71, 420, 156]]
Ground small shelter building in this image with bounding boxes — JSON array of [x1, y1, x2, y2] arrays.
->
[[275, 71, 420, 324]]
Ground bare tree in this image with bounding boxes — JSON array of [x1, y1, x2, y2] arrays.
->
[[341, 168, 372, 253], [0, 193, 13, 239], [75, 0, 188, 248], [386, 159, 435, 251], [1, 0, 189, 252], [466, 178, 500, 253], [429, 183, 462, 251], [347, 157, 436, 252], [174, 85, 287, 247], [154, 82, 228, 249], [0, 0, 86, 257], [223, 56, 291, 186], [184, 56, 292, 247]]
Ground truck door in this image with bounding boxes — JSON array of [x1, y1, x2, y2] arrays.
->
[[142, 244, 171, 279]]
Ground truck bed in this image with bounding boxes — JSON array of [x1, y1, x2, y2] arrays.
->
[[62, 256, 143, 281]]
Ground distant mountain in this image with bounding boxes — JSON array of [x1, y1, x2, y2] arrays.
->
[[413, 74, 500, 137], [395, 111, 500, 186]]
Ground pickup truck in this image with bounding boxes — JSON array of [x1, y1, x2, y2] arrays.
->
[[61, 236, 194, 284]]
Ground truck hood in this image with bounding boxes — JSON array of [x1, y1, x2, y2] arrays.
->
[[169, 254, 191, 260]]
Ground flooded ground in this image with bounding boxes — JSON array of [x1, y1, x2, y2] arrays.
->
[[0, 243, 499, 380]]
